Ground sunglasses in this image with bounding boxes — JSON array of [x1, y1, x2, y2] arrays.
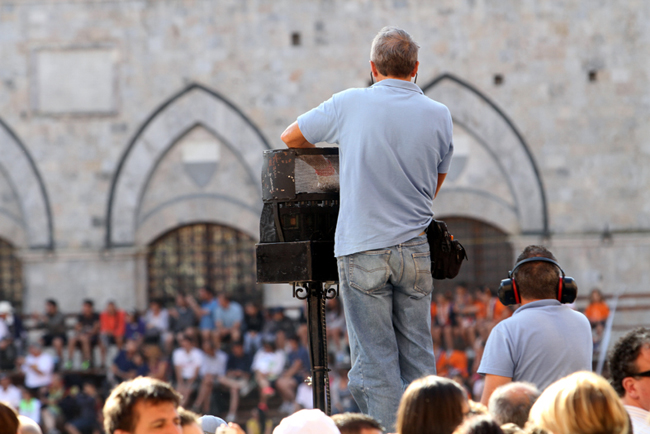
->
[[629, 369, 650, 378]]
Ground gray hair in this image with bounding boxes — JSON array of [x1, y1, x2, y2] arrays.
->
[[488, 382, 540, 428], [370, 26, 419, 78]]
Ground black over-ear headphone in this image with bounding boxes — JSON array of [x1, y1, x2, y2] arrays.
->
[[497, 257, 578, 306]]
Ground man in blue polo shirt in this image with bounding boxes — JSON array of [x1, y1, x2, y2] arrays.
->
[[478, 245, 592, 405], [281, 26, 454, 429]]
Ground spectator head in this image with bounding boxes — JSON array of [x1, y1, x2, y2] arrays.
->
[[262, 336, 276, 352], [230, 340, 244, 357], [454, 416, 504, 434], [107, 301, 117, 313], [488, 382, 540, 428], [0, 374, 11, 389], [529, 371, 629, 434], [0, 302, 13, 321], [396, 375, 468, 434], [589, 288, 604, 303], [0, 401, 19, 434], [217, 293, 231, 307], [82, 299, 94, 314], [178, 408, 202, 434], [198, 288, 214, 301], [45, 299, 58, 313], [197, 415, 227, 434], [27, 342, 43, 356], [175, 293, 187, 306], [370, 26, 419, 79], [512, 246, 560, 301], [124, 338, 138, 354], [201, 339, 214, 354], [103, 376, 182, 434], [608, 327, 650, 410], [149, 299, 162, 312], [272, 409, 340, 434], [179, 334, 195, 350], [331, 412, 384, 434], [18, 415, 43, 434]]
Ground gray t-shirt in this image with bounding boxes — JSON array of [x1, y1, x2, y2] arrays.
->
[[478, 299, 593, 391], [298, 79, 454, 257]]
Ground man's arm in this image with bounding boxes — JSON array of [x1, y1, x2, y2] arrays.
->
[[480, 374, 512, 405], [434, 173, 447, 199], [281, 121, 314, 148]]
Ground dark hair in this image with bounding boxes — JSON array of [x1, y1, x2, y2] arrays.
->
[[332, 412, 384, 434], [0, 401, 19, 434], [83, 299, 94, 307], [456, 416, 504, 434], [513, 246, 559, 300], [396, 376, 467, 434], [178, 407, 200, 427], [608, 327, 650, 396], [46, 299, 57, 308], [488, 382, 540, 428], [103, 377, 181, 434], [370, 26, 419, 78]]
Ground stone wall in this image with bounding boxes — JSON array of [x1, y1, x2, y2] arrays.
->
[[0, 0, 648, 314]]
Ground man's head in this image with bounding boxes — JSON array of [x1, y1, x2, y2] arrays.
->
[[45, 299, 58, 314], [82, 299, 94, 315], [107, 301, 117, 314], [608, 327, 650, 410], [198, 287, 214, 301], [178, 408, 202, 434], [217, 293, 231, 308], [103, 376, 182, 434], [19, 415, 43, 434], [331, 412, 384, 434], [28, 342, 43, 356], [370, 26, 419, 79], [487, 381, 540, 428], [512, 245, 560, 300], [0, 373, 11, 389]]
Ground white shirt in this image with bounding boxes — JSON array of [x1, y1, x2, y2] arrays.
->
[[172, 347, 203, 379], [22, 352, 54, 388], [200, 349, 228, 377], [252, 349, 286, 380], [0, 383, 21, 409], [625, 404, 650, 434]]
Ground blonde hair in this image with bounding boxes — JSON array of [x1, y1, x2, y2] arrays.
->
[[528, 371, 629, 434]]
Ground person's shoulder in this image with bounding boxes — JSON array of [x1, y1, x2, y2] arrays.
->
[[420, 96, 451, 115]]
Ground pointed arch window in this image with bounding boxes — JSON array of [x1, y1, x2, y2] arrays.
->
[[0, 238, 23, 311], [147, 223, 260, 303]]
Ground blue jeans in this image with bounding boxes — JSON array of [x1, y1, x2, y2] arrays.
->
[[337, 235, 436, 431]]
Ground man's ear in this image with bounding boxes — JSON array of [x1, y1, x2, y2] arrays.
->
[[412, 61, 420, 78], [622, 377, 638, 399], [370, 60, 379, 77]]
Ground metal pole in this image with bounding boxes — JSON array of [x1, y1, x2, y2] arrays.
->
[[306, 282, 328, 413]]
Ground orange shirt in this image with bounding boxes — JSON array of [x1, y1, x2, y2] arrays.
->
[[100, 310, 126, 336], [585, 302, 609, 323], [493, 299, 512, 321], [474, 300, 487, 320], [437, 350, 469, 378]]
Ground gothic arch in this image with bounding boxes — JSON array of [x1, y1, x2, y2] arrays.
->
[[422, 73, 549, 236], [0, 117, 54, 249], [105, 83, 271, 248]]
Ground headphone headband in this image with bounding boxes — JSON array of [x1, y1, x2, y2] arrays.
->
[[509, 256, 565, 278]]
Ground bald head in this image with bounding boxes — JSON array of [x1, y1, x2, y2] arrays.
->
[[19, 415, 43, 434], [488, 382, 540, 428]]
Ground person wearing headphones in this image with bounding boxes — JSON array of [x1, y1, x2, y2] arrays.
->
[[478, 245, 592, 405]]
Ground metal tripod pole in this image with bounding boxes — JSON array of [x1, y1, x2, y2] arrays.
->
[[294, 281, 337, 415]]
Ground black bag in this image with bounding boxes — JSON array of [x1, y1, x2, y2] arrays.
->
[[426, 219, 468, 280]]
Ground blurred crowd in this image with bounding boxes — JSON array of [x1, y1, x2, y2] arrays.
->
[[0, 284, 615, 434]]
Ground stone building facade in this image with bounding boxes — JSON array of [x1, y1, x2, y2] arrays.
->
[[0, 0, 648, 328]]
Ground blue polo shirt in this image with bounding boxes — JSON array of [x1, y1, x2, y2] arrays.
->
[[297, 79, 454, 257], [478, 299, 593, 391]]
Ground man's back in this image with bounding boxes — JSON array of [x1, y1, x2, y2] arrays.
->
[[479, 299, 592, 391], [298, 79, 453, 256]]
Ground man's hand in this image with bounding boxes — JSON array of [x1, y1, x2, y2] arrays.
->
[[281, 121, 314, 148]]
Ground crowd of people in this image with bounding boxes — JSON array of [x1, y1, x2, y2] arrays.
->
[[0, 281, 634, 434]]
